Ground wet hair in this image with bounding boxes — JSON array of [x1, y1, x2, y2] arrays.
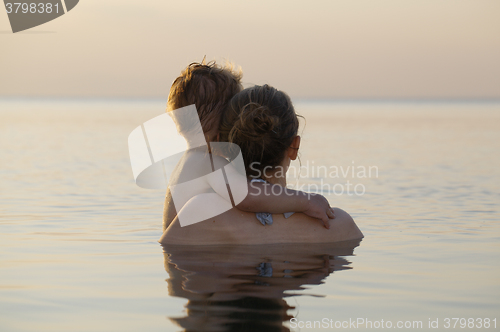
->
[[219, 85, 300, 178], [167, 59, 243, 140]]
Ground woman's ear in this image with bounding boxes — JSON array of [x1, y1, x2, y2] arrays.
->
[[288, 136, 301, 161]]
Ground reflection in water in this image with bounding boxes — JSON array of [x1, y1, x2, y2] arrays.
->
[[162, 239, 362, 331]]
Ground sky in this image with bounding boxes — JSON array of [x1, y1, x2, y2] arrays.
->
[[1, 0, 499, 100]]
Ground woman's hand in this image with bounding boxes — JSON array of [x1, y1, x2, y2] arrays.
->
[[302, 194, 335, 229]]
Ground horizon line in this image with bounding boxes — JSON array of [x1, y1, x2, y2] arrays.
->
[[1, 95, 499, 104]]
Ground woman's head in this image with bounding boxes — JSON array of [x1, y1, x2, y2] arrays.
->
[[219, 85, 300, 179]]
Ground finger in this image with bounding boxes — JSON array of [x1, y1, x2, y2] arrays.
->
[[322, 216, 330, 229], [327, 209, 335, 219]]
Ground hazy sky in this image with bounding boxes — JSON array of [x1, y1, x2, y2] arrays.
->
[[1, 0, 499, 99]]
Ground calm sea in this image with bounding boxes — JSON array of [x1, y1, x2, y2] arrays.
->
[[1, 98, 499, 331]]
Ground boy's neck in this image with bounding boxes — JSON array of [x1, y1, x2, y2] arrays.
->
[[186, 137, 207, 149]]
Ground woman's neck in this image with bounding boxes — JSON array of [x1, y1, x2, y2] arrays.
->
[[262, 159, 290, 187], [263, 172, 287, 187]]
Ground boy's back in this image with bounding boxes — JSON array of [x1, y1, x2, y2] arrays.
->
[[163, 60, 243, 230]]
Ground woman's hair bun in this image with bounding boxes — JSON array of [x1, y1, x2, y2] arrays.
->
[[232, 102, 279, 142], [218, 84, 299, 178]]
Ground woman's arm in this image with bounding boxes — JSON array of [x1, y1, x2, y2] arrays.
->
[[207, 155, 334, 228], [236, 181, 334, 229]]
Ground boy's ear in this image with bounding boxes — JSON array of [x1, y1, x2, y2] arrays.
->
[[288, 136, 301, 161]]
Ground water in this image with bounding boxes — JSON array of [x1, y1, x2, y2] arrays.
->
[[0, 98, 499, 331]]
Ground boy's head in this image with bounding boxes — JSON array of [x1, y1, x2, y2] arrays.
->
[[167, 59, 243, 142]]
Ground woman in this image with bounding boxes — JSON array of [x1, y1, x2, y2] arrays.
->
[[159, 85, 363, 245]]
